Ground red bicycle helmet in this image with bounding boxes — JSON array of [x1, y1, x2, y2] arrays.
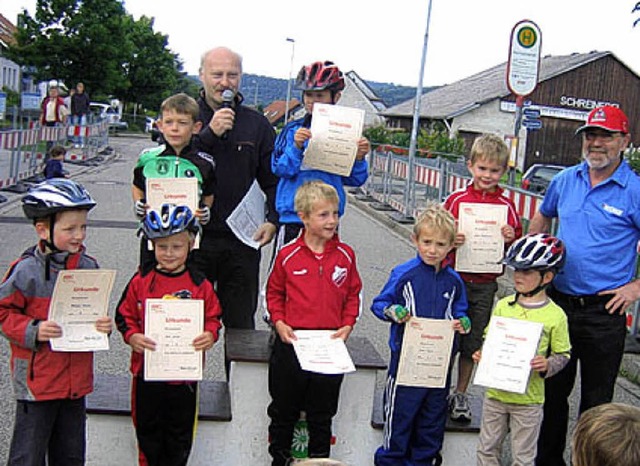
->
[[295, 61, 345, 92]]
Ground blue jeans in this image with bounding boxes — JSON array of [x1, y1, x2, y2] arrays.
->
[[8, 397, 86, 466]]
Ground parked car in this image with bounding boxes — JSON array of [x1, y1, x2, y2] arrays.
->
[[521, 164, 564, 195], [89, 102, 128, 131], [146, 115, 162, 142]]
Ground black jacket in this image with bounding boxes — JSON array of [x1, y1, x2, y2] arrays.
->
[[195, 91, 278, 235]]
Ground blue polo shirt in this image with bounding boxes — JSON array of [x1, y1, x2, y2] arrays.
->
[[540, 160, 640, 295]]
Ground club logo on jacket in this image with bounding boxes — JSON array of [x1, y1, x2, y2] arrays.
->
[[162, 290, 193, 299], [332, 265, 347, 287]]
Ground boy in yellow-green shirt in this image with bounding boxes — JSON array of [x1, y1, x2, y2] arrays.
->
[[474, 234, 571, 466]]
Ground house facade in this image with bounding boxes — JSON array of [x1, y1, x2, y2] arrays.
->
[[382, 51, 640, 170]]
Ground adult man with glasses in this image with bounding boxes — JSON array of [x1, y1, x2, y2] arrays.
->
[[529, 105, 640, 466]]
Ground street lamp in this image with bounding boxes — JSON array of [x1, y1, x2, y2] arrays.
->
[[252, 79, 259, 107], [284, 37, 296, 124]]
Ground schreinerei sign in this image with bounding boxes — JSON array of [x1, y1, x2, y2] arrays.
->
[[507, 20, 542, 97]]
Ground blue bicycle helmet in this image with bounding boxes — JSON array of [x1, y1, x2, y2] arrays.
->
[[140, 203, 201, 240], [22, 179, 96, 220]]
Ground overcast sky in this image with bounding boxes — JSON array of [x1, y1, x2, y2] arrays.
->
[[3, 0, 640, 87]]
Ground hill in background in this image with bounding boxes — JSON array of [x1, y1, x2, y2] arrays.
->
[[191, 74, 435, 109]]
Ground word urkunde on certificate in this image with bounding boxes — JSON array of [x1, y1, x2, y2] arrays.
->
[[455, 202, 508, 273], [396, 318, 454, 388], [302, 103, 365, 176], [144, 299, 204, 381], [48, 269, 116, 352], [474, 316, 543, 394]]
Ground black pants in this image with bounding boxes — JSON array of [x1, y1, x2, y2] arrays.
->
[[535, 289, 626, 466], [133, 377, 198, 466], [8, 397, 86, 466], [268, 338, 343, 466], [192, 232, 260, 329]]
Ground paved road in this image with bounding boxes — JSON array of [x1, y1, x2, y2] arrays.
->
[[0, 135, 638, 465]]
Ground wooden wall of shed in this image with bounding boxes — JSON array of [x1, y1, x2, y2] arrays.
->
[[518, 55, 640, 169]]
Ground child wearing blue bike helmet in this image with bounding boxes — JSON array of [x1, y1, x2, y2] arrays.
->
[[115, 203, 222, 466]]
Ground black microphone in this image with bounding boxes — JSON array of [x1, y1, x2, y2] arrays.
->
[[220, 89, 234, 140]]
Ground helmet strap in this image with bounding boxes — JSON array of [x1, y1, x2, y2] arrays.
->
[[519, 270, 552, 299]]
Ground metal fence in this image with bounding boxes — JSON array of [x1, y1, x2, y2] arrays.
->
[[359, 147, 543, 228], [0, 121, 110, 192]]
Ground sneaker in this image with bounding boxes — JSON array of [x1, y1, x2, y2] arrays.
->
[[448, 392, 472, 422]]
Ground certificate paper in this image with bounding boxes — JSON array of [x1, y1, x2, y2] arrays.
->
[[291, 330, 356, 375], [455, 202, 507, 273], [302, 103, 365, 176], [396, 318, 454, 388], [226, 180, 266, 250], [144, 299, 204, 381], [48, 269, 116, 352], [145, 177, 200, 248], [474, 316, 543, 394], [146, 177, 198, 212]]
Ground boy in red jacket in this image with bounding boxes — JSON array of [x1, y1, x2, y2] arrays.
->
[[115, 204, 222, 466], [443, 134, 523, 422], [265, 181, 363, 466]]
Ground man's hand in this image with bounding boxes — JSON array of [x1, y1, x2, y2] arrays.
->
[[274, 320, 296, 344], [128, 333, 156, 354], [356, 137, 371, 160], [332, 325, 353, 341], [472, 350, 482, 363], [253, 222, 277, 246], [294, 128, 312, 150], [209, 108, 235, 137], [599, 280, 640, 314], [37, 320, 62, 342]]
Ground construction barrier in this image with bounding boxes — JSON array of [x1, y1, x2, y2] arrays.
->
[[360, 147, 544, 225], [0, 121, 109, 192]]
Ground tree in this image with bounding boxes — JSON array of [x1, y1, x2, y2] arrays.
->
[[117, 15, 185, 110], [6, 0, 186, 111], [7, 0, 132, 96]]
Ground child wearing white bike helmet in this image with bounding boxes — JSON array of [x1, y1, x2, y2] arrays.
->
[[115, 203, 222, 466], [474, 233, 572, 466]]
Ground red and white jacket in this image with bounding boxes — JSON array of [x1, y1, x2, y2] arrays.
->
[[0, 243, 98, 401], [444, 183, 523, 283], [115, 265, 222, 377], [266, 233, 362, 329]]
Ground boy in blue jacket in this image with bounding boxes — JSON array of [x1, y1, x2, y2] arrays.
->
[[371, 202, 470, 465], [271, 60, 370, 248]]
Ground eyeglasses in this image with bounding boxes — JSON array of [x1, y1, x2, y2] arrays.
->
[[584, 131, 621, 142]]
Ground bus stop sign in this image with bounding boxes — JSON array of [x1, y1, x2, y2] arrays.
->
[[507, 20, 542, 96]]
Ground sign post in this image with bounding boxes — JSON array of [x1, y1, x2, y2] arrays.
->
[[506, 20, 542, 185]]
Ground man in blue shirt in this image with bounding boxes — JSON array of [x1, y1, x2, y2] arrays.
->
[[529, 105, 640, 466]]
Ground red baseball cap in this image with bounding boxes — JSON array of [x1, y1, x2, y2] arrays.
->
[[576, 106, 629, 134]]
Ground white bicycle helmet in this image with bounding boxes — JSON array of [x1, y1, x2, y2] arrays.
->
[[139, 203, 200, 240], [503, 233, 565, 271], [22, 179, 96, 220]]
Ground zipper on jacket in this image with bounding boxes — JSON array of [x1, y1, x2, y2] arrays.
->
[[29, 351, 36, 381]]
